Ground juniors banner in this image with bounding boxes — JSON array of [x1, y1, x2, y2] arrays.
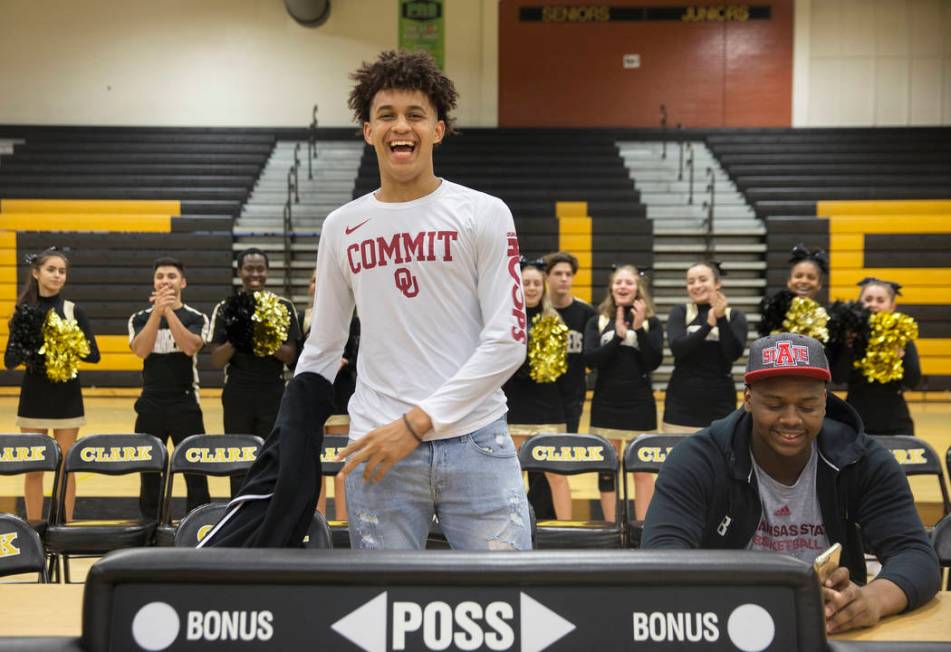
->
[[399, 0, 445, 69]]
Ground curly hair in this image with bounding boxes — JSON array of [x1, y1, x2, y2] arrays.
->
[[348, 50, 458, 135]]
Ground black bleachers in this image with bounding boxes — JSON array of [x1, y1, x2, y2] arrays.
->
[[0, 127, 274, 217], [352, 128, 653, 294], [705, 127, 951, 219], [0, 127, 280, 388], [742, 127, 951, 391]]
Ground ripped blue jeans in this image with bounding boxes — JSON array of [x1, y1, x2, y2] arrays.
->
[[345, 417, 532, 550]]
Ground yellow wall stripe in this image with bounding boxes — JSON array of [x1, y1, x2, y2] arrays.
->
[[818, 200, 951, 216], [0, 199, 181, 216], [827, 287, 951, 303], [820, 199, 951, 382], [555, 202, 589, 219], [922, 358, 951, 376], [917, 339, 951, 356], [831, 269, 951, 287], [0, 335, 142, 372], [0, 214, 172, 232], [555, 202, 592, 303], [827, 215, 951, 234]]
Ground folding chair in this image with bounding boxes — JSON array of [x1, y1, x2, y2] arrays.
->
[[622, 434, 686, 548], [0, 513, 49, 582], [174, 504, 334, 549], [44, 433, 167, 582], [932, 513, 951, 591], [875, 436, 951, 519], [518, 433, 621, 549], [155, 434, 265, 546], [0, 434, 62, 539], [303, 511, 333, 549], [320, 435, 350, 548], [174, 503, 227, 547]]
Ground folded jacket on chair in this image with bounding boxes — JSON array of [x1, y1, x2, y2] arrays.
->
[[199, 372, 334, 548]]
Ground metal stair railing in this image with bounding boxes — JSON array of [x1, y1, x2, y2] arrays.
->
[[307, 104, 318, 180], [283, 143, 303, 297], [702, 167, 716, 257], [659, 104, 668, 159], [676, 123, 685, 181], [686, 143, 695, 205]]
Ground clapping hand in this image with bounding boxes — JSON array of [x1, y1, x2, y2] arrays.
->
[[150, 286, 177, 316], [707, 291, 728, 326], [615, 306, 629, 339]]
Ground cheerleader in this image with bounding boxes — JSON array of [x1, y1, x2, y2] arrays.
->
[[301, 269, 361, 520], [502, 258, 572, 520], [208, 248, 301, 495], [663, 261, 747, 431], [832, 278, 920, 436], [583, 265, 663, 521], [759, 244, 830, 341], [787, 243, 827, 300], [4, 248, 100, 521]]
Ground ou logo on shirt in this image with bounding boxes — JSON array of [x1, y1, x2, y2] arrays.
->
[[395, 268, 419, 298]]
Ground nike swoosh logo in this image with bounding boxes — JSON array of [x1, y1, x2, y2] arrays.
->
[[345, 219, 371, 235]]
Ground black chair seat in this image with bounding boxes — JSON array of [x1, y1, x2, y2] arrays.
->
[[626, 519, 645, 549], [302, 513, 333, 549], [154, 524, 177, 547], [329, 520, 350, 549], [174, 504, 227, 547], [534, 521, 622, 549], [28, 519, 47, 540], [45, 520, 157, 553]]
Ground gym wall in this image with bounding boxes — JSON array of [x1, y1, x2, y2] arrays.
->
[[792, 0, 951, 127], [0, 0, 499, 127], [497, 0, 795, 127], [4, 1, 950, 129]]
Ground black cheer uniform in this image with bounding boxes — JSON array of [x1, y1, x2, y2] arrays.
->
[[583, 314, 663, 432], [210, 294, 300, 496], [663, 303, 748, 429], [554, 299, 597, 433], [129, 304, 211, 518], [210, 294, 301, 439], [4, 294, 100, 428], [832, 340, 920, 436], [300, 308, 360, 418], [502, 305, 566, 429]]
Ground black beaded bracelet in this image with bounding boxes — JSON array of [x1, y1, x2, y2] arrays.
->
[[402, 413, 423, 442]]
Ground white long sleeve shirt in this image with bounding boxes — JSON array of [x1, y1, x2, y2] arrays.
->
[[295, 179, 527, 440]]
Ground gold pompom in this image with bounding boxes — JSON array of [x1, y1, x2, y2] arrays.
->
[[778, 296, 829, 343], [252, 291, 291, 357], [854, 311, 918, 384], [527, 313, 568, 383], [38, 310, 90, 383]]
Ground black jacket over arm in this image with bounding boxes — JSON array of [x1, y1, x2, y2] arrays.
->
[[642, 394, 939, 611], [200, 372, 333, 548]]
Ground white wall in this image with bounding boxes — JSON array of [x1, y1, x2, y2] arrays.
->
[[793, 0, 951, 126], [0, 0, 500, 127]]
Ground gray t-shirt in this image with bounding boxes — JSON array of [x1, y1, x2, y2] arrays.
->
[[748, 442, 830, 563]]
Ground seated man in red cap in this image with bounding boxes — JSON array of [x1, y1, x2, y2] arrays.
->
[[642, 333, 939, 634]]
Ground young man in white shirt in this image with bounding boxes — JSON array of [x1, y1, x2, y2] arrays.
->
[[294, 50, 531, 550]]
